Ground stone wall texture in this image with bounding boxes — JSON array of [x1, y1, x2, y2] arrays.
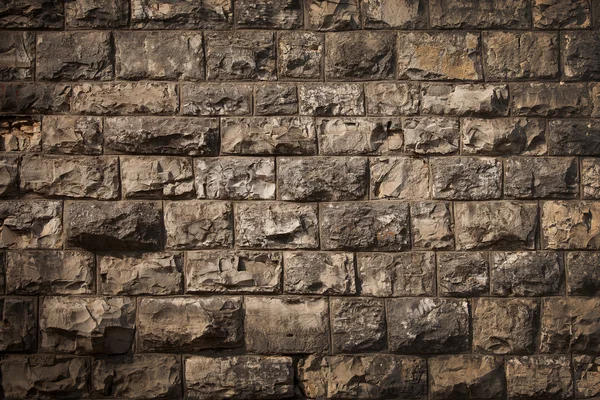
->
[[2, 0, 600, 399]]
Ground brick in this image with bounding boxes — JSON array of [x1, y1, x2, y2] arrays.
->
[[403, 117, 460, 155], [245, 296, 329, 353], [331, 298, 386, 353], [533, 0, 591, 28], [317, 117, 403, 155], [42, 116, 103, 155], [483, 32, 559, 80], [562, 31, 600, 80], [490, 252, 564, 296], [0, 116, 41, 152], [235, 202, 319, 249], [321, 202, 410, 250], [397, 32, 482, 81], [411, 201, 454, 250], [362, 0, 428, 28], [131, 0, 232, 29], [164, 201, 232, 249], [235, 0, 302, 28], [182, 84, 253, 116], [120, 156, 194, 199], [0, 298, 36, 352], [438, 252, 490, 297], [185, 251, 282, 293], [0, 32, 35, 81], [0, 155, 19, 198], [473, 298, 539, 354], [583, 158, 600, 198], [138, 296, 243, 352], [370, 157, 430, 200], [40, 296, 135, 355], [278, 156, 368, 201], [511, 83, 590, 117], [278, 32, 323, 79], [299, 83, 364, 116], [307, 0, 360, 30], [431, 157, 502, 200], [65, 0, 129, 28], [115, 32, 204, 81], [98, 252, 183, 295], [429, 0, 531, 28], [221, 117, 317, 155], [365, 82, 420, 116], [387, 298, 470, 354], [0, 0, 64, 28], [326, 31, 396, 80], [0, 83, 72, 114], [462, 118, 547, 156], [454, 201, 538, 250], [6, 251, 94, 295], [20, 155, 119, 200], [567, 252, 600, 296], [357, 252, 436, 297], [421, 83, 509, 117], [505, 157, 578, 199], [283, 252, 355, 295], [548, 119, 600, 155], [0, 201, 63, 249], [542, 201, 600, 249], [206, 32, 276, 81], [255, 83, 298, 115], [195, 157, 276, 200]]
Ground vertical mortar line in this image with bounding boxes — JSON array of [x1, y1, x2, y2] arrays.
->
[[579, 155, 583, 200], [33, 31, 37, 83], [563, 250, 568, 297], [201, 30, 207, 82], [487, 250, 492, 297], [479, 30, 486, 83], [182, 250, 187, 295]]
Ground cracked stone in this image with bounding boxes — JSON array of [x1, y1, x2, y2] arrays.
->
[[362, 0, 428, 28], [505, 157, 578, 199], [317, 117, 403, 155], [429, 0, 531, 28], [0, 200, 63, 249], [542, 201, 600, 249], [533, 0, 591, 28], [370, 157, 429, 200], [331, 297, 386, 353], [299, 83, 364, 116], [236, 0, 302, 28], [66, 0, 129, 28], [438, 252, 490, 297], [0, 116, 41, 152], [42, 116, 103, 155], [511, 82, 590, 117], [421, 83, 509, 117], [431, 156, 502, 200], [365, 82, 420, 116], [491, 252, 564, 296], [131, 0, 232, 29], [284, 252, 355, 295], [0, 32, 35, 80], [506, 356, 573, 400], [307, 0, 360, 30], [255, 84, 298, 115], [182, 84, 252, 116], [278, 32, 323, 80], [120, 156, 195, 199], [411, 201, 454, 250], [403, 117, 460, 155]]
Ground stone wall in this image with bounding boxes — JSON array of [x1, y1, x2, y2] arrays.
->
[[1, 0, 600, 399]]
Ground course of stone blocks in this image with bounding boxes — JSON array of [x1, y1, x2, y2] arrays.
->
[[1, 0, 600, 399]]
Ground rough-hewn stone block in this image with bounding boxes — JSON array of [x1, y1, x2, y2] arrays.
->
[[65, 0, 129, 28], [0, 0, 64, 28], [236, 0, 302, 28], [362, 0, 428, 28], [506, 356, 573, 400], [431, 157, 502, 200], [0, 155, 19, 198], [284, 252, 355, 295], [255, 83, 298, 115], [403, 117, 460, 155], [0, 32, 35, 81], [164, 201, 232, 249], [533, 0, 591, 28], [421, 83, 509, 117], [307, 0, 360, 30], [0, 116, 41, 152], [0, 201, 63, 249], [278, 32, 323, 79], [365, 82, 420, 116], [182, 84, 253, 116], [548, 119, 600, 156], [131, 0, 232, 29], [461, 118, 547, 156], [331, 297, 386, 353], [0, 83, 72, 113], [542, 201, 600, 249], [317, 117, 403, 155], [507, 157, 579, 199], [299, 83, 364, 116], [411, 201, 454, 250], [511, 83, 590, 117], [429, 0, 531, 28], [0, 298, 36, 352], [438, 252, 490, 297], [574, 355, 600, 399], [42, 116, 103, 155], [120, 156, 194, 199], [370, 157, 430, 200], [491, 252, 564, 297], [562, 32, 600, 80], [567, 252, 600, 296], [583, 158, 600, 198]]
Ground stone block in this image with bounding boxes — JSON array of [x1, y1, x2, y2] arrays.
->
[[0, 201, 63, 249], [431, 157, 502, 200], [284, 252, 355, 295], [164, 201, 232, 249]]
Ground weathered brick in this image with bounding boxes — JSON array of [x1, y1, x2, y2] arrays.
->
[[0, 83, 72, 114], [511, 83, 590, 117], [326, 31, 396, 80], [317, 117, 403, 155], [461, 118, 547, 156], [206, 32, 276, 81], [321, 202, 410, 250], [0, 155, 19, 198], [6, 251, 93, 295], [491, 252, 564, 297], [284, 252, 355, 295], [365, 82, 420, 116], [235, 202, 319, 249], [36, 32, 113, 81], [0, 116, 41, 152], [583, 158, 600, 198], [403, 117, 460, 155], [120, 156, 194, 199], [508, 356, 573, 400], [278, 156, 368, 201], [182, 83, 253, 116], [370, 157, 429, 200], [235, 0, 302, 28], [411, 201, 454, 250], [438, 252, 490, 297], [278, 32, 323, 80], [454, 201, 538, 250], [548, 119, 600, 155], [185, 356, 294, 400], [65, 0, 129, 28], [574, 355, 600, 399], [20, 155, 119, 200], [0, 0, 64, 28], [567, 252, 600, 296], [357, 252, 436, 296], [562, 31, 600, 80], [307, 0, 360, 30], [505, 157, 578, 199], [533, 0, 591, 28], [387, 298, 470, 354], [42, 116, 103, 155], [92, 355, 182, 399], [196, 157, 276, 200], [98, 252, 183, 295], [0, 298, 36, 352], [299, 83, 365, 116], [429, 0, 531, 28], [473, 298, 539, 355], [185, 251, 282, 293], [421, 83, 509, 117], [331, 297, 386, 353], [138, 296, 243, 352], [65, 201, 162, 251], [255, 83, 298, 115], [362, 0, 428, 28], [245, 296, 329, 353], [40, 296, 135, 355], [0, 201, 63, 249], [221, 117, 317, 155], [542, 201, 600, 249], [131, 0, 232, 29], [115, 32, 204, 81], [397, 32, 482, 81], [0, 32, 35, 81], [164, 201, 232, 249], [71, 83, 178, 115], [431, 157, 502, 200], [483, 32, 559, 80]]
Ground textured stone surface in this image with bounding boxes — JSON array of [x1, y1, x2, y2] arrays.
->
[[362, 0, 428, 28], [574, 355, 600, 399], [403, 117, 460, 155], [182, 84, 252, 116], [131, 0, 232, 29], [548, 119, 600, 156], [278, 157, 368, 201], [397, 32, 482, 81], [542, 201, 600, 249], [284, 252, 355, 295], [0, 83, 72, 114], [245, 296, 329, 353], [370, 157, 429, 200], [411, 201, 454, 250], [0, 201, 63, 249], [365, 82, 419, 116], [186, 251, 282, 293], [387, 298, 470, 354], [357, 252, 435, 297], [0, 155, 19, 198], [421, 83, 509, 117], [0, 32, 35, 81], [511, 83, 590, 117], [196, 157, 276, 200], [255, 84, 298, 115], [321, 202, 410, 250], [120, 156, 195, 199], [164, 201, 232, 249], [562, 32, 600, 80], [429, 0, 531, 28], [473, 298, 539, 354], [235, 202, 318, 249], [42, 116, 103, 155], [138, 296, 243, 352], [186, 356, 294, 400], [98, 252, 183, 295], [438, 252, 490, 297], [298, 355, 427, 399], [461, 118, 547, 156], [583, 158, 600, 198], [429, 355, 506, 400], [331, 297, 386, 353], [317, 117, 403, 155], [491, 252, 564, 296], [278, 32, 323, 80], [307, 0, 360, 30], [454, 202, 538, 250], [0, 298, 37, 352], [567, 252, 600, 296], [533, 0, 591, 28], [236, 0, 301, 28], [65, 0, 129, 28], [39, 296, 135, 355], [299, 83, 364, 116], [431, 157, 502, 200], [505, 157, 578, 199], [92, 355, 182, 399], [506, 356, 573, 400], [20, 155, 119, 200], [0, 116, 41, 152], [66, 201, 162, 251], [6, 250, 94, 295]]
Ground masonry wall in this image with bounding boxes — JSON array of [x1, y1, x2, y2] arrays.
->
[[1, 0, 600, 399]]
